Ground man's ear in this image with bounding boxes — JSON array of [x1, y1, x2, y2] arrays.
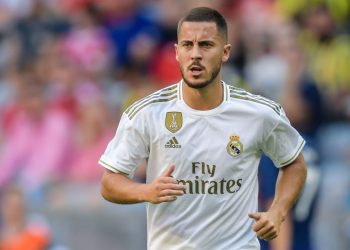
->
[[222, 44, 232, 62], [174, 43, 179, 62]]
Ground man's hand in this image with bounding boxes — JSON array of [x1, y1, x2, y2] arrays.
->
[[144, 165, 185, 204], [248, 210, 284, 241]]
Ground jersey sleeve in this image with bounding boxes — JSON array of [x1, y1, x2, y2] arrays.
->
[[98, 112, 149, 177], [261, 107, 305, 168]]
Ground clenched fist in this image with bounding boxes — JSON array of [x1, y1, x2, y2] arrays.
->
[[144, 165, 186, 204], [248, 210, 284, 241]]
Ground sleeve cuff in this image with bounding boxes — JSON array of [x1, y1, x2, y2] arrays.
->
[[278, 138, 306, 167], [98, 156, 130, 175]]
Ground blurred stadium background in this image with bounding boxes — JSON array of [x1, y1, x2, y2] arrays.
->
[[0, 0, 349, 249]]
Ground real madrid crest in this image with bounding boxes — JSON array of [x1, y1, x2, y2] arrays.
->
[[227, 134, 243, 157], [165, 112, 183, 133]]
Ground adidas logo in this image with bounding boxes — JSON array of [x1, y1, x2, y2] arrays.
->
[[165, 137, 181, 148]]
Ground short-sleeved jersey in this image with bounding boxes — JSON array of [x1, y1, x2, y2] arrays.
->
[[99, 81, 305, 250]]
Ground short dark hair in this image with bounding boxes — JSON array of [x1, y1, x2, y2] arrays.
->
[[177, 7, 228, 42]]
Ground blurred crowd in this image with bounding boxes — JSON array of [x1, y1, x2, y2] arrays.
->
[[0, 0, 349, 249]]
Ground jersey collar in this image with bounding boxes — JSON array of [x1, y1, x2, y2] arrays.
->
[[177, 80, 229, 115]]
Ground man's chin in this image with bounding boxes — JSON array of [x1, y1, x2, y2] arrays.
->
[[183, 78, 211, 89]]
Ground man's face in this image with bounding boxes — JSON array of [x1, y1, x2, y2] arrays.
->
[[175, 21, 231, 89]]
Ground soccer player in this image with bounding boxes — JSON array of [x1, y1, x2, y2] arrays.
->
[[99, 7, 307, 249]]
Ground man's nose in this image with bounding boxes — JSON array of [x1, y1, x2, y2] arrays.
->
[[190, 44, 202, 60]]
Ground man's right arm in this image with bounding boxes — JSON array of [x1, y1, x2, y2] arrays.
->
[[101, 165, 185, 204]]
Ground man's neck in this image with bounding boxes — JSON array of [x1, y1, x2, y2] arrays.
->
[[182, 79, 224, 110]]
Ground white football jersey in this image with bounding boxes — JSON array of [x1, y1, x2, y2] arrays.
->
[[99, 81, 305, 250]]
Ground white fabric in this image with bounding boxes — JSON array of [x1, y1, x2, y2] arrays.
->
[[99, 81, 305, 250]]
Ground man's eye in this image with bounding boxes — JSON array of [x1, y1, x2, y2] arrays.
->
[[201, 43, 212, 48]]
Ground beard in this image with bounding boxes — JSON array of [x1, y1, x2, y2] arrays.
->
[[181, 63, 221, 89]]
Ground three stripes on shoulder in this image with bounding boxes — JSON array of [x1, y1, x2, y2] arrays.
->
[[125, 84, 178, 119], [124, 84, 282, 120], [228, 85, 282, 115]]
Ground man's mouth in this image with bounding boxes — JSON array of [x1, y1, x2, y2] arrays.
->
[[189, 65, 204, 76]]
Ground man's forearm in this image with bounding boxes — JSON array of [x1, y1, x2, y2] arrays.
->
[[101, 166, 185, 204], [101, 169, 148, 204], [269, 154, 307, 220]]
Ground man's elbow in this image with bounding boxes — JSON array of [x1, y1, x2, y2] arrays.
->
[[100, 184, 113, 202], [100, 173, 120, 203]]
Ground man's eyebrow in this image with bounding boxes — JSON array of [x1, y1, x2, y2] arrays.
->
[[179, 39, 216, 44], [198, 40, 215, 45], [178, 40, 193, 45]]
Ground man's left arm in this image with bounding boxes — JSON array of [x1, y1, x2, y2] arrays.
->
[[249, 153, 307, 241]]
